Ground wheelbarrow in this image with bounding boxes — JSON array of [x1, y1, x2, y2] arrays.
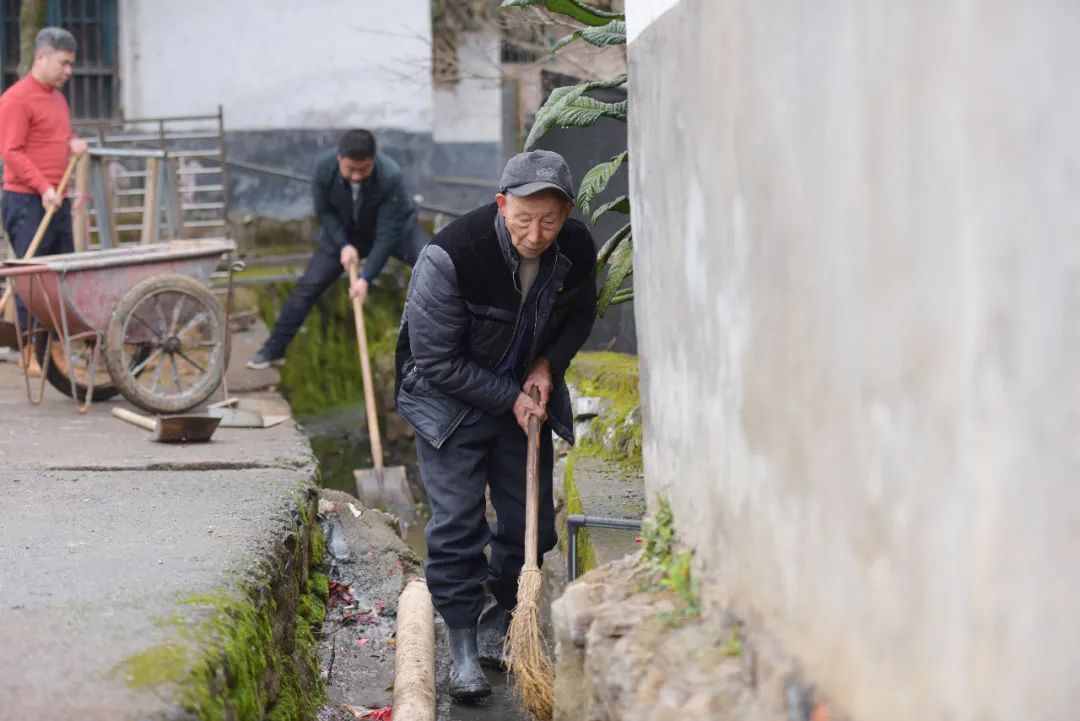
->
[[0, 239, 237, 414]]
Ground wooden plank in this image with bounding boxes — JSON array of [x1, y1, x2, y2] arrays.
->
[[139, 156, 159, 244], [73, 153, 90, 251]]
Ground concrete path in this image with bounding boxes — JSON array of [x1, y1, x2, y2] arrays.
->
[[0, 326, 316, 721]]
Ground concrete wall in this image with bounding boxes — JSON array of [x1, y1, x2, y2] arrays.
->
[[115, 0, 437, 219], [427, 31, 503, 213], [628, 2, 1080, 721], [118, 0, 432, 131]]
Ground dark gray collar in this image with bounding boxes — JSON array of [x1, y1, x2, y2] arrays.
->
[[494, 213, 519, 275]]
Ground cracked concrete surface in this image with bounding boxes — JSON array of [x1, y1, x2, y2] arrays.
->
[[0, 334, 316, 721]]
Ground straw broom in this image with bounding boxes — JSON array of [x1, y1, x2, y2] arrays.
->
[[506, 387, 555, 720]]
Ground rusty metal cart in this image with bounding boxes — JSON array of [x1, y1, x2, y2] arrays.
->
[[0, 239, 238, 414]]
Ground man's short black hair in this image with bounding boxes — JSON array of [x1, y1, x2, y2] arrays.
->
[[338, 129, 376, 160]]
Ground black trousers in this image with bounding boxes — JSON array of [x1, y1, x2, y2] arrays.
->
[[2, 191, 73, 329], [262, 221, 429, 357], [416, 411, 557, 629]]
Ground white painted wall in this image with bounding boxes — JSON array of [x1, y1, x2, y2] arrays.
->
[[432, 31, 502, 144], [118, 0, 432, 131], [625, 0, 680, 41], [629, 1, 1080, 720]]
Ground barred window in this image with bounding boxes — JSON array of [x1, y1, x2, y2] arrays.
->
[[1, 0, 119, 121]]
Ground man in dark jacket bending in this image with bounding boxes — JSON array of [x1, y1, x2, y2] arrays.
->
[[247, 129, 427, 369], [390, 150, 596, 700]]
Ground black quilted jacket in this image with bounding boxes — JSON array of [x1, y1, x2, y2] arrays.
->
[[395, 203, 597, 448]]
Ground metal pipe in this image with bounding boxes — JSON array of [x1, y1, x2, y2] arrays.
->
[[88, 147, 169, 159], [566, 514, 642, 582]]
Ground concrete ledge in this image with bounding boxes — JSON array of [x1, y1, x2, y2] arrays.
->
[[0, 357, 326, 720]]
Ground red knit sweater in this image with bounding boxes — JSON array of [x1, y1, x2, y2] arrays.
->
[[0, 74, 74, 195]]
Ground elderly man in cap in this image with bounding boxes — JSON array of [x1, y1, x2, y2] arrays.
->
[[378, 150, 596, 700]]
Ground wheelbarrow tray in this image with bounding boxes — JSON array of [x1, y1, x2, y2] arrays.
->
[[1, 239, 235, 337]]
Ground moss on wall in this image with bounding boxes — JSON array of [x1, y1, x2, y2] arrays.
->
[[566, 351, 642, 471], [256, 272, 407, 418], [562, 454, 598, 575], [116, 491, 326, 721]]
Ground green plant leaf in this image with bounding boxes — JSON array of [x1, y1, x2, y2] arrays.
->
[[553, 19, 627, 52], [610, 287, 634, 305], [598, 237, 633, 316], [525, 89, 627, 149], [591, 194, 630, 224], [596, 222, 631, 272], [577, 151, 627, 213], [587, 73, 628, 90], [501, 0, 623, 27]]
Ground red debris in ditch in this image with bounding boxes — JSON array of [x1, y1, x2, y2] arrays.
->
[[340, 609, 378, 626], [328, 579, 357, 610], [344, 706, 392, 720]]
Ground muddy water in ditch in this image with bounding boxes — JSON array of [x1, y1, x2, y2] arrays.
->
[[260, 279, 531, 719]]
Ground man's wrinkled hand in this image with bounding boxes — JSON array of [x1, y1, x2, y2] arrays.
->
[[523, 357, 553, 411], [69, 137, 88, 156], [340, 245, 359, 269], [349, 277, 369, 305], [512, 391, 547, 435], [41, 187, 60, 211]]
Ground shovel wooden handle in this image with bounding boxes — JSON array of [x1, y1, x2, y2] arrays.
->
[[112, 407, 156, 432], [0, 154, 80, 316], [348, 263, 384, 473], [524, 387, 542, 568]]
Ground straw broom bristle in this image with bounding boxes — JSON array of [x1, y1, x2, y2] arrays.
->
[[506, 566, 554, 720]]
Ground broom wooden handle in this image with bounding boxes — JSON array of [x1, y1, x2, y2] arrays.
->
[[348, 262, 384, 472], [524, 386, 542, 568], [0, 154, 80, 316]]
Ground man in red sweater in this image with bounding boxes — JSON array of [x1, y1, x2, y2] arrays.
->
[[0, 27, 86, 372]]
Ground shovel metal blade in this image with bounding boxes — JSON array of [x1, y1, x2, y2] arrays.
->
[[153, 415, 221, 443], [207, 407, 265, 428], [354, 466, 414, 515]]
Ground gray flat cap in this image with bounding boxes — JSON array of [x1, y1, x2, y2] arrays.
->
[[499, 150, 575, 201]]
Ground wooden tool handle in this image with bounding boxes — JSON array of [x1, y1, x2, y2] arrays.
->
[[111, 407, 156, 432], [524, 386, 542, 568], [0, 155, 80, 315], [348, 263, 384, 472]]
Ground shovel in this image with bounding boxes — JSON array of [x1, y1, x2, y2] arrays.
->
[[0, 155, 79, 318], [206, 398, 289, 428], [111, 407, 220, 443], [0, 155, 80, 344], [346, 264, 413, 517]]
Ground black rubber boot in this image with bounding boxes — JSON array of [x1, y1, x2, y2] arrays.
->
[[476, 600, 513, 669], [449, 626, 491, 701]]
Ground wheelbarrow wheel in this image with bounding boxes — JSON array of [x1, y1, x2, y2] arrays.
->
[[33, 334, 120, 403], [104, 274, 227, 414]]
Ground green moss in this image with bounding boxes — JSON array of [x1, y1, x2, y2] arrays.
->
[[117, 494, 326, 721], [640, 496, 700, 625], [562, 455, 597, 575], [267, 595, 325, 721], [256, 277, 407, 417], [310, 572, 329, 604], [121, 644, 192, 688], [566, 351, 643, 471]]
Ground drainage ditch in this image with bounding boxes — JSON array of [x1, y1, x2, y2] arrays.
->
[[257, 278, 529, 720]]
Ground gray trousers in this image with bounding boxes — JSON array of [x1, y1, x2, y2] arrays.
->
[[416, 411, 556, 629]]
